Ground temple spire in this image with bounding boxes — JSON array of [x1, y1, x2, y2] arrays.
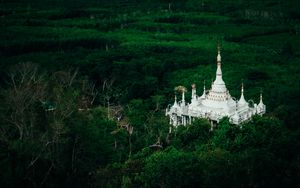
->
[[260, 92, 263, 103], [213, 44, 225, 86], [259, 90, 264, 106], [216, 44, 222, 76], [241, 82, 244, 93], [238, 82, 247, 106], [173, 94, 178, 107], [191, 84, 196, 100], [217, 44, 221, 64], [257, 90, 266, 114]]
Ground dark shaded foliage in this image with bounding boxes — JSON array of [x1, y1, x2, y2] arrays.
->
[[0, 0, 300, 187], [0, 38, 120, 56]]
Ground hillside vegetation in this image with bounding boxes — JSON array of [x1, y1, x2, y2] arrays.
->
[[0, 0, 299, 187]]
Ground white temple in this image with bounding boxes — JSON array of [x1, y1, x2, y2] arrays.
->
[[165, 45, 266, 127]]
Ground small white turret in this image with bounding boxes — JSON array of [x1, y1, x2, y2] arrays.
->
[[200, 81, 206, 99], [174, 85, 187, 108], [173, 94, 179, 108], [191, 84, 197, 100], [258, 91, 266, 114], [259, 92, 264, 106], [238, 83, 247, 106], [190, 84, 198, 106]]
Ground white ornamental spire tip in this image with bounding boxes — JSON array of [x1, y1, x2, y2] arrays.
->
[[260, 91, 263, 103], [173, 94, 177, 105], [200, 80, 206, 99], [217, 44, 221, 62], [241, 82, 244, 93], [191, 84, 196, 99], [238, 82, 247, 105], [214, 44, 225, 86]]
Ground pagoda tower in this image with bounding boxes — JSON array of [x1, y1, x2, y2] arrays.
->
[[166, 45, 266, 126]]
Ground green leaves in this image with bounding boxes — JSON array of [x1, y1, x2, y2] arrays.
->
[[143, 147, 204, 188], [1, 1, 300, 187], [172, 119, 211, 150]]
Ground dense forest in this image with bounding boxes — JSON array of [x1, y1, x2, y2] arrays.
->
[[0, 0, 300, 187]]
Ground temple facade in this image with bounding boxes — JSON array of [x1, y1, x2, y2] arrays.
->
[[165, 46, 266, 127]]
